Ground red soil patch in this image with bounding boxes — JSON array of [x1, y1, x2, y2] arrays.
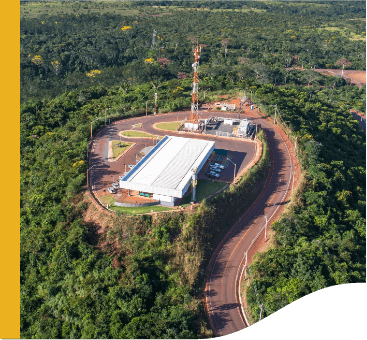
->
[[315, 69, 366, 87], [82, 190, 114, 232], [351, 109, 366, 119]]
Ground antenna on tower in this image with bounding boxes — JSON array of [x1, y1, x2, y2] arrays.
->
[[189, 42, 202, 123]]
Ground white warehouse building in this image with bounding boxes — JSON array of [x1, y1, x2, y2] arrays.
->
[[119, 135, 215, 206]]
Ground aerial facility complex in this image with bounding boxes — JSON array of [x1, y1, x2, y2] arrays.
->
[[119, 135, 215, 206], [113, 43, 256, 207]]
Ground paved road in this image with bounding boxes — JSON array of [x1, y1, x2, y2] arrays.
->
[[205, 115, 294, 336], [89, 109, 293, 334]]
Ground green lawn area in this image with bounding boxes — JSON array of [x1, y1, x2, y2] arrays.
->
[[120, 130, 158, 138], [99, 194, 115, 206], [111, 204, 174, 215], [155, 121, 183, 131], [112, 141, 133, 159], [180, 179, 228, 205]]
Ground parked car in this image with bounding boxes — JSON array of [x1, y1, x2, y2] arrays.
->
[[108, 187, 116, 194], [209, 171, 220, 178], [209, 166, 221, 173], [111, 182, 119, 190], [214, 163, 225, 169]]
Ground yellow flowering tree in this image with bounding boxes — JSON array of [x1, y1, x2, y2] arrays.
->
[[51, 60, 61, 75], [121, 26, 132, 31], [86, 70, 101, 77], [31, 55, 43, 66], [144, 58, 154, 64]]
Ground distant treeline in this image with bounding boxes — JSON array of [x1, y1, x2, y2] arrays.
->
[[131, 0, 366, 16], [21, 1, 365, 101]]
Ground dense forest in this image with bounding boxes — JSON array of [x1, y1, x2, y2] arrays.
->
[[21, 0, 365, 101], [20, 1, 365, 338], [246, 84, 365, 320]]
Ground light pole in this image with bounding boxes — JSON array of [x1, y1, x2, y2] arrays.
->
[[264, 214, 268, 241], [274, 104, 277, 125], [146, 101, 149, 117], [227, 158, 237, 184], [90, 118, 101, 139], [87, 164, 96, 189]]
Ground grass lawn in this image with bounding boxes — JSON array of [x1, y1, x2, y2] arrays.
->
[[120, 130, 158, 138], [180, 179, 228, 205], [111, 205, 175, 215], [155, 121, 183, 131], [99, 194, 115, 206], [112, 141, 133, 159]]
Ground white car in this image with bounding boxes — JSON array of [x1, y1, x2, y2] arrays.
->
[[210, 166, 221, 173], [214, 163, 225, 169], [209, 171, 220, 178], [108, 187, 116, 194], [111, 182, 119, 190]]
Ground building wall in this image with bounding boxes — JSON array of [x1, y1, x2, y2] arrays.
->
[[153, 193, 175, 203]]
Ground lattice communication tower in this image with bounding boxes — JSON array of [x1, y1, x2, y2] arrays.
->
[[189, 43, 202, 122]]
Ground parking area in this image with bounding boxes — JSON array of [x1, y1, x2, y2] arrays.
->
[[197, 151, 246, 183]]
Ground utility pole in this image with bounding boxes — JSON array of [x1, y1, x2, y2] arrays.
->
[[227, 158, 237, 184], [87, 165, 96, 189], [154, 92, 157, 115], [191, 169, 197, 202], [274, 104, 277, 125], [238, 101, 244, 120], [90, 118, 99, 139]]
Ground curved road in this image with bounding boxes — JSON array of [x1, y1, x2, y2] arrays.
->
[[89, 110, 294, 336], [204, 115, 294, 336]]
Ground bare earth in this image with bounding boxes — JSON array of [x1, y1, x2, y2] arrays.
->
[[314, 68, 366, 87]]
